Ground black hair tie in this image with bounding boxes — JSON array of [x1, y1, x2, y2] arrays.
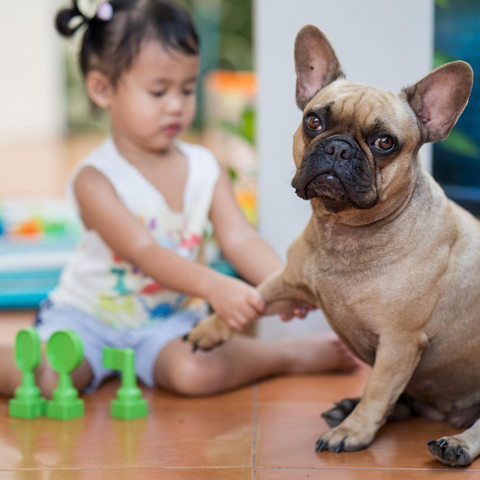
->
[[55, 1, 93, 37]]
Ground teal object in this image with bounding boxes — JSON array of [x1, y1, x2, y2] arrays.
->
[[103, 348, 147, 420], [0, 237, 77, 309], [9, 329, 46, 419], [46, 331, 84, 420], [210, 259, 239, 278], [0, 269, 61, 309]]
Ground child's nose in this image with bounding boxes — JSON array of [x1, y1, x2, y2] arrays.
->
[[166, 95, 184, 115]]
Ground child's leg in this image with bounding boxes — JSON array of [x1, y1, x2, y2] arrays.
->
[[0, 342, 93, 399], [153, 333, 361, 397]]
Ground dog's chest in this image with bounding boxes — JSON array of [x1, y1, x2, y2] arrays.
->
[[312, 275, 380, 363], [306, 247, 449, 364]]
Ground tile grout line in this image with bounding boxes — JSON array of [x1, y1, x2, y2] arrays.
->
[[0, 467, 253, 472], [252, 383, 259, 480], [254, 466, 480, 472]]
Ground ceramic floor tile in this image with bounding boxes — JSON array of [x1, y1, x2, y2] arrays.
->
[[256, 403, 479, 470], [0, 468, 251, 479], [0, 404, 253, 470], [86, 379, 253, 409], [258, 367, 370, 404], [256, 469, 480, 479]]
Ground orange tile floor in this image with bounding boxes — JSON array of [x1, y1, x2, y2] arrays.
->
[[0, 311, 477, 479]]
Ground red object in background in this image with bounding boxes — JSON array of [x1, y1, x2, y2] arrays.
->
[[141, 282, 165, 294], [13, 220, 42, 236]]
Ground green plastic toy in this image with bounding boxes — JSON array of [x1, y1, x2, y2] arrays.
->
[[103, 347, 148, 420], [9, 329, 46, 419], [45, 331, 84, 420]]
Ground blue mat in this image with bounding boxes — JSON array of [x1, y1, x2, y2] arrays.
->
[[0, 237, 76, 309]]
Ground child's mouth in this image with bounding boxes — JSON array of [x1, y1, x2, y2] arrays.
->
[[163, 124, 181, 136]]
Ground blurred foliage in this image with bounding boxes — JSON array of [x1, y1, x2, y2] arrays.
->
[[435, 0, 450, 8], [433, 49, 479, 160], [227, 166, 238, 182], [221, 106, 256, 184], [439, 129, 480, 159], [220, 107, 255, 145], [63, 43, 109, 133], [179, 0, 252, 71], [433, 50, 453, 68], [179, 0, 253, 130]]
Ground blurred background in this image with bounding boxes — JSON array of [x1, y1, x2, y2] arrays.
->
[[0, 0, 478, 340]]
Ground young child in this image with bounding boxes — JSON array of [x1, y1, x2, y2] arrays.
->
[[0, 0, 359, 398]]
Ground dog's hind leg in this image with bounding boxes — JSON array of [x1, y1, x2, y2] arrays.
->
[[387, 395, 414, 422], [428, 418, 480, 467], [322, 398, 360, 428], [322, 394, 412, 428]]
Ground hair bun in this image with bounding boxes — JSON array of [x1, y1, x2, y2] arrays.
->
[[55, 1, 89, 37]]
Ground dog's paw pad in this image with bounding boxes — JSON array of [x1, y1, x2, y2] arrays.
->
[[427, 438, 472, 466]]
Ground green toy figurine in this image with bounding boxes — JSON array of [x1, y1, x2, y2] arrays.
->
[[9, 328, 46, 419], [45, 330, 85, 420], [103, 347, 148, 420]]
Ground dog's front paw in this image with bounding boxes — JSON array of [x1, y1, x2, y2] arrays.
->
[[427, 437, 473, 467], [184, 314, 233, 351], [315, 421, 376, 453]]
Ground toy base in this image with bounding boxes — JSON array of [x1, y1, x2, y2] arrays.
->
[[111, 399, 148, 420], [9, 397, 46, 419], [46, 399, 84, 420]]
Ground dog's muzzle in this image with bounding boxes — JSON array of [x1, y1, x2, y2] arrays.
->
[[292, 135, 378, 210]]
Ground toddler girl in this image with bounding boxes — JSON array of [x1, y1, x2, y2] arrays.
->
[[0, 0, 358, 398]]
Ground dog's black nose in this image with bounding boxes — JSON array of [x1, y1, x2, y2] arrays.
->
[[324, 138, 354, 161]]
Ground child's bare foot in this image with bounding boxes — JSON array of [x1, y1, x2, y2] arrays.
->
[[280, 333, 362, 375]]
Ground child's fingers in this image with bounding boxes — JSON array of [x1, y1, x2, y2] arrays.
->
[[226, 317, 243, 332], [234, 312, 251, 329], [280, 304, 312, 321], [242, 304, 260, 323], [293, 307, 308, 319], [248, 291, 266, 313]]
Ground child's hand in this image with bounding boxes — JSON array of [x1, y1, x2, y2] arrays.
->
[[207, 276, 266, 331], [280, 303, 316, 322]]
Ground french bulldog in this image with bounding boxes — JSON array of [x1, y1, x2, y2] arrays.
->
[[187, 25, 480, 467]]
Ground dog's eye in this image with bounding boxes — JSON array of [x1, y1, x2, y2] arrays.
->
[[374, 135, 394, 151], [306, 114, 322, 131]]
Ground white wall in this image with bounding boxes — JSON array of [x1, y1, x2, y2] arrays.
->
[[0, 0, 64, 141], [255, 0, 434, 339]]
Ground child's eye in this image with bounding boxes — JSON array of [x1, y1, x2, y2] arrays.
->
[[183, 89, 195, 96], [150, 91, 166, 98]]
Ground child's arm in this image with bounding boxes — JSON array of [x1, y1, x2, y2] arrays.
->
[[210, 168, 284, 285], [74, 167, 265, 331]]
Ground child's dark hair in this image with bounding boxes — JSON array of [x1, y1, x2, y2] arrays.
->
[[56, 0, 199, 85]]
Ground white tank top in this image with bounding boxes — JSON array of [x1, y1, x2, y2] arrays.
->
[[50, 137, 220, 328]]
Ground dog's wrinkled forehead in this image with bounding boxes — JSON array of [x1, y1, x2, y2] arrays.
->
[[305, 80, 416, 139]]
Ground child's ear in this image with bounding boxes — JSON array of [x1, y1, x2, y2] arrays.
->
[[85, 70, 114, 108]]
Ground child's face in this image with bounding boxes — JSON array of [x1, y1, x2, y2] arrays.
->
[[108, 41, 199, 152]]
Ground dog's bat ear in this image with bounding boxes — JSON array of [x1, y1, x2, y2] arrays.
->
[[402, 61, 473, 143], [294, 25, 344, 110]]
